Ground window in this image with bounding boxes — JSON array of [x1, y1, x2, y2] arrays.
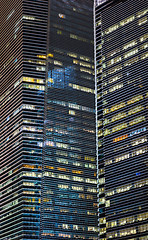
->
[[124, 48, 138, 58], [132, 146, 147, 157], [107, 56, 122, 66], [120, 15, 135, 26], [103, 118, 110, 126], [112, 123, 127, 133], [106, 231, 117, 238], [137, 9, 148, 18], [105, 24, 119, 34], [128, 105, 144, 115], [109, 83, 123, 92], [115, 153, 130, 163], [139, 33, 148, 42], [99, 178, 105, 185], [105, 159, 112, 165], [138, 16, 147, 25], [137, 212, 148, 221], [123, 40, 137, 50], [110, 102, 126, 112], [111, 112, 126, 122], [127, 95, 143, 104], [99, 218, 106, 224], [23, 83, 45, 91], [108, 74, 122, 84], [129, 116, 145, 126], [87, 187, 97, 193], [119, 227, 136, 237], [104, 129, 111, 136], [116, 184, 132, 193], [107, 221, 117, 228], [131, 136, 147, 146], [107, 48, 120, 58], [138, 224, 148, 232], [106, 190, 114, 196], [100, 227, 106, 235], [140, 42, 148, 50], [141, 52, 148, 60], [119, 216, 135, 226], [124, 56, 139, 66], [108, 64, 122, 75]]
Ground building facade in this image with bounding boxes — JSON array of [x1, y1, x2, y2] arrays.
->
[[1, 0, 48, 239], [1, 0, 97, 239], [40, 0, 98, 239], [94, 0, 148, 239]]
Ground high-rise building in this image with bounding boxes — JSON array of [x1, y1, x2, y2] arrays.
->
[[1, 0, 97, 239], [40, 0, 98, 239], [1, 1, 48, 239], [94, 0, 148, 239]]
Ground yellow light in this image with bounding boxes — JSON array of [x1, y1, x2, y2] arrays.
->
[[47, 53, 54, 58]]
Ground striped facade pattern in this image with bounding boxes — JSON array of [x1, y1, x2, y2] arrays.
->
[[40, 0, 98, 239], [95, 0, 148, 239], [1, 0, 48, 239]]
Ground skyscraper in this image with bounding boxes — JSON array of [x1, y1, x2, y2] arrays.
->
[[40, 0, 98, 239], [1, 1, 48, 239], [1, 0, 97, 239], [94, 0, 148, 239]]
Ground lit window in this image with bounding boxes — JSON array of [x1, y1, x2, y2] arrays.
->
[[123, 40, 137, 50], [129, 116, 145, 126], [139, 33, 148, 42], [105, 24, 119, 34], [107, 221, 117, 228], [120, 15, 135, 26], [107, 56, 121, 66], [106, 231, 117, 238], [107, 48, 120, 58], [137, 9, 148, 18], [119, 216, 135, 226], [124, 48, 138, 58], [138, 224, 148, 232], [115, 153, 130, 163], [140, 42, 148, 50], [141, 52, 148, 60], [109, 83, 123, 92], [131, 146, 147, 157], [128, 105, 144, 115], [131, 136, 147, 146], [58, 13, 66, 19], [112, 123, 127, 133], [108, 64, 122, 75], [124, 56, 139, 66], [119, 227, 136, 237], [138, 16, 147, 25]]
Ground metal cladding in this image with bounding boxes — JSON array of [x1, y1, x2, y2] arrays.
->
[[95, 0, 148, 239]]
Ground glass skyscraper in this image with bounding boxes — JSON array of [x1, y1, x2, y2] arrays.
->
[[94, 0, 148, 239], [1, 0, 98, 239], [40, 0, 98, 239]]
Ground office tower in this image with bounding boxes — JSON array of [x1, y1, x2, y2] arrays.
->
[[40, 0, 98, 239], [1, 0, 48, 239], [1, 0, 97, 240], [94, 0, 148, 239]]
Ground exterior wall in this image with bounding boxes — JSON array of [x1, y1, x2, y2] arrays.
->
[[95, 0, 148, 239], [40, 0, 98, 239], [0, 0, 48, 239]]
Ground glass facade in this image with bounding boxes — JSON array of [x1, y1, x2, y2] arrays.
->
[[40, 0, 98, 239], [95, 0, 148, 239]]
